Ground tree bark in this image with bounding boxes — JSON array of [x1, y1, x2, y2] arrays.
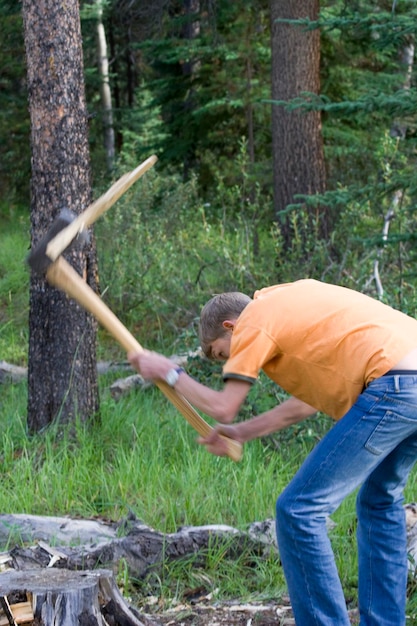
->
[[22, 0, 100, 433], [270, 0, 328, 247]]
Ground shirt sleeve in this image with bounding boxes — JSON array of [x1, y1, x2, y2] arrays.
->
[[223, 325, 281, 383]]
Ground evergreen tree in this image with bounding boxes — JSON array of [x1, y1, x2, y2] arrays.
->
[[0, 0, 30, 207], [270, 0, 328, 247], [131, 0, 272, 198], [23, 0, 100, 432]]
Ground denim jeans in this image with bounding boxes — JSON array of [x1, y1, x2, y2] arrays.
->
[[275, 373, 417, 626]]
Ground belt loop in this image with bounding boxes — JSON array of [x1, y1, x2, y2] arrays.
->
[[394, 375, 400, 392]]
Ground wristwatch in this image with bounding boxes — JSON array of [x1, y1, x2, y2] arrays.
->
[[165, 367, 184, 387]]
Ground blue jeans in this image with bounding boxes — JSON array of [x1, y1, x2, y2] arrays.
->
[[275, 373, 417, 626]]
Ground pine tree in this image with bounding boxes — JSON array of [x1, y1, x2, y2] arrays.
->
[[23, 0, 100, 432]]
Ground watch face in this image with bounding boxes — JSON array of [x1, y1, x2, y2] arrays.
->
[[166, 369, 179, 387]]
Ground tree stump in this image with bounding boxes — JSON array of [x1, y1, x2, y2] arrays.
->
[[0, 568, 157, 626]]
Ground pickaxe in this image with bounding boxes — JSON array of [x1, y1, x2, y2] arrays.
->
[[26, 156, 243, 463]]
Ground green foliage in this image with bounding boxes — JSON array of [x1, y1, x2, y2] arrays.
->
[[133, 0, 271, 190], [0, 375, 295, 547], [266, 2, 417, 287], [96, 144, 276, 349], [0, 1, 30, 205], [3, 0, 417, 303], [0, 212, 29, 363], [318, 2, 417, 186]]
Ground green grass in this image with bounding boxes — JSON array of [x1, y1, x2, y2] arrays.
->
[[3, 376, 417, 612], [0, 377, 292, 601], [0, 378, 293, 526], [0, 358, 415, 612], [0, 215, 30, 364]]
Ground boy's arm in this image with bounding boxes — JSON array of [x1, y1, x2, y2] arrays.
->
[[176, 374, 251, 423], [199, 396, 317, 456], [128, 349, 251, 423]]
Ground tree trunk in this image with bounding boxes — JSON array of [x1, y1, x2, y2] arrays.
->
[[181, 0, 200, 180], [96, 0, 115, 172], [22, 0, 100, 433], [270, 0, 328, 247]]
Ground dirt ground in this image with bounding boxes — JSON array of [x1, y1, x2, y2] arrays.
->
[[144, 599, 295, 625], [143, 599, 360, 625]]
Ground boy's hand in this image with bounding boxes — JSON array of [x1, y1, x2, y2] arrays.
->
[[128, 349, 175, 381], [198, 424, 243, 457]]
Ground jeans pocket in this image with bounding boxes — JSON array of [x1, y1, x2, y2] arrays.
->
[[364, 410, 416, 456]]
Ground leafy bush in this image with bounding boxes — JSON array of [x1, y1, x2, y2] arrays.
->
[[96, 152, 277, 349]]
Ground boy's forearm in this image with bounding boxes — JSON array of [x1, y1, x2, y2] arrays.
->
[[128, 349, 250, 422], [175, 372, 228, 418], [175, 372, 250, 423], [236, 397, 317, 443]]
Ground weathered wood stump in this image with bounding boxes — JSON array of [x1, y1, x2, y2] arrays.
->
[[0, 568, 158, 626]]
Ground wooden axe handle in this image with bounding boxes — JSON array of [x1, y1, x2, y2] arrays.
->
[[46, 155, 158, 263], [46, 257, 243, 462]]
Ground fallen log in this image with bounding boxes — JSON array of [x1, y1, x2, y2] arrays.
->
[[0, 513, 276, 581], [1, 351, 201, 400], [0, 568, 158, 626], [0, 362, 27, 384], [109, 374, 150, 399], [0, 515, 276, 626], [0, 361, 133, 385], [0, 513, 118, 546], [2, 507, 417, 580], [109, 352, 202, 399]]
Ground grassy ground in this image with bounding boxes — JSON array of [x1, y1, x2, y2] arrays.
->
[[3, 377, 417, 619], [0, 377, 295, 599], [0, 213, 29, 364]]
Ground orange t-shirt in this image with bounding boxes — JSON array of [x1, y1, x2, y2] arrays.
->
[[223, 280, 417, 419]]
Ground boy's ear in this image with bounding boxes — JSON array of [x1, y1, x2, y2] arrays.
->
[[222, 319, 236, 331]]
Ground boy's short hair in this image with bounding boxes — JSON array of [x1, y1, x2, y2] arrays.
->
[[199, 292, 252, 358]]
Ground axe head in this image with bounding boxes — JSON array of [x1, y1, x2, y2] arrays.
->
[[27, 208, 90, 275]]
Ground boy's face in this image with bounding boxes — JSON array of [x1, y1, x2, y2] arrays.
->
[[210, 334, 232, 361], [210, 320, 236, 361]]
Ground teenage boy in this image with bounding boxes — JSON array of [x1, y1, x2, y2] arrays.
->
[[129, 279, 417, 626]]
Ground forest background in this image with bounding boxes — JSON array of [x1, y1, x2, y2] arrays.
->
[[3, 0, 417, 337], [1, 0, 417, 619]]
